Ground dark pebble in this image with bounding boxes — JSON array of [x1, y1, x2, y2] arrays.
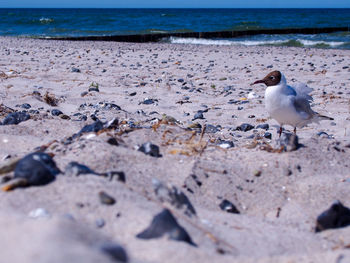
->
[[81, 91, 88, 97], [136, 209, 196, 246], [78, 120, 104, 135], [330, 122, 336, 126], [29, 109, 39, 114], [264, 132, 272, 139], [256, 123, 269, 130], [236, 123, 254, 132], [101, 171, 126, 183], [107, 137, 119, 146], [317, 131, 332, 139], [51, 109, 63, 116], [138, 142, 161, 157], [315, 201, 350, 232], [99, 191, 116, 205], [21, 103, 31, 109], [71, 67, 81, 73], [88, 87, 99, 92], [192, 111, 204, 120], [103, 103, 121, 111], [1, 111, 30, 125], [237, 106, 243, 110], [219, 199, 240, 214], [129, 92, 137, 96], [248, 115, 255, 118], [65, 162, 96, 176], [142, 98, 156, 105], [14, 152, 60, 186], [99, 243, 128, 263]]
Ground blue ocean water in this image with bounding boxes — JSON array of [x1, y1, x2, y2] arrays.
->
[[1, 8, 350, 49]]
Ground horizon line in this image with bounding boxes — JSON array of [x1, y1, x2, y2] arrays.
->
[[1, 7, 350, 9]]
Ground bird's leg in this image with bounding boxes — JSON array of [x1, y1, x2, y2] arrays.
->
[[293, 127, 297, 135], [279, 126, 283, 137]]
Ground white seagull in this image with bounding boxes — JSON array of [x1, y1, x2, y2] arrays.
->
[[252, 71, 333, 137]]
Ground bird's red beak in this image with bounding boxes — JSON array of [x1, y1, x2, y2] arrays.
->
[[251, 79, 265, 86]]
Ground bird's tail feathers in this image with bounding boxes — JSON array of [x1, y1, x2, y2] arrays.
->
[[317, 114, 334, 121]]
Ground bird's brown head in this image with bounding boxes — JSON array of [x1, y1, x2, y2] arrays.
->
[[251, 71, 282, 87]]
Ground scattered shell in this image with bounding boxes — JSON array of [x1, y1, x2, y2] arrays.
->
[[28, 208, 51, 219]]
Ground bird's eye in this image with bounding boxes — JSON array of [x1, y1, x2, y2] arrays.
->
[[269, 76, 275, 80]]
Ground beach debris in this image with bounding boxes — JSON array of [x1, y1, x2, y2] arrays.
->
[[205, 124, 219, 133], [28, 208, 51, 219], [88, 82, 99, 92], [99, 242, 128, 263], [138, 142, 162, 157], [99, 191, 116, 205], [153, 178, 196, 216], [236, 123, 254, 132], [43, 92, 59, 106], [2, 152, 60, 191], [315, 201, 350, 232], [1, 111, 30, 125], [276, 132, 299, 152], [136, 209, 196, 246], [0, 104, 14, 117], [219, 200, 240, 214]]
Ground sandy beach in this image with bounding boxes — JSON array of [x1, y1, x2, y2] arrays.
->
[[0, 36, 350, 262]]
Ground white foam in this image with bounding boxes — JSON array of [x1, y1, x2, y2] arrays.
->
[[297, 39, 345, 47], [39, 17, 54, 24]]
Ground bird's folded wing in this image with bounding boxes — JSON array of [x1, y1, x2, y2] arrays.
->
[[292, 83, 314, 102], [292, 96, 314, 119]]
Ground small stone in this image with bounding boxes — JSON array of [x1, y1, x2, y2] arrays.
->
[[21, 103, 31, 109], [254, 170, 262, 177], [264, 132, 272, 139], [187, 123, 202, 130], [129, 92, 137, 96], [13, 152, 60, 187], [236, 123, 254, 132], [107, 137, 119, 146], [60, 114, 70, 120], [71, 67, 80, 73], [256, 123, 269, 130], [81, 91, 88, 97], [142, 98, 156, 105], [99, 191, 116, 205], [138, 142, 161, 157], [315, 201, 350, 232], [216, 139, 234, 149], [248, 115, 255, 118], [1, 111, 30, 125], [88, 87, 99, 92], [317, 131, 332, 139], [219, 199, 240, 214], [136, 209, 196, 246], [65, 162, 96, 176], [192, 111, 204, 120], [205, 124, 219, 133], [330, 122, 336, 126], [95, 218, 105, 228], [51, 109, 63, 116], [99, 243, 128, 263]]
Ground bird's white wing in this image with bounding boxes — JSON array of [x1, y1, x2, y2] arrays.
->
[[289, 83, 315, 120]]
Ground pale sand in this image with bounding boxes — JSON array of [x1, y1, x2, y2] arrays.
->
[[0, 36, 350, 262]]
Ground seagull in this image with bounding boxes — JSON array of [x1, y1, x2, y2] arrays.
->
[[251, 70, 333, 137]]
